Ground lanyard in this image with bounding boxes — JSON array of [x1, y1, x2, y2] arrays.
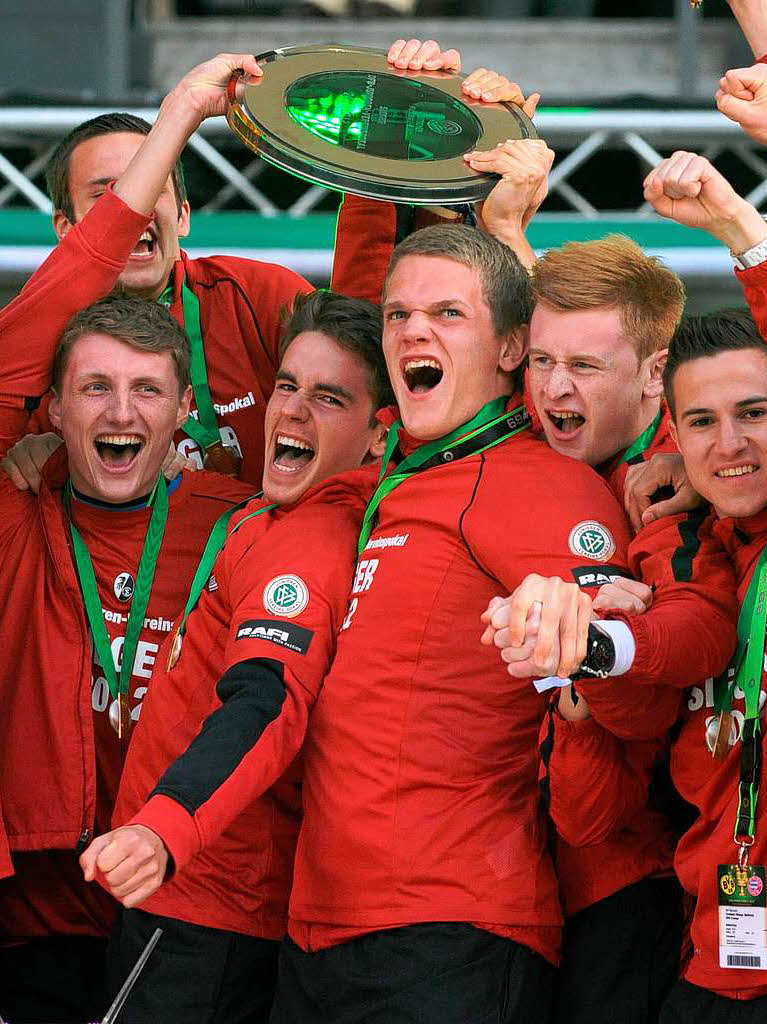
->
[[65, 477, 169, 701], [179, 279, 220, 451], [358, 397, 531, 556], [619, 408, 663, 464], [172, 497, 277, 651], [713, 546, 767, 857]]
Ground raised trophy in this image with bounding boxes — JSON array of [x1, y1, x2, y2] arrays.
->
[[226, 44, 538, 205]]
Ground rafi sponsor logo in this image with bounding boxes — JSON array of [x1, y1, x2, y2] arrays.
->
[[571, 565, 633, 588], [113, 572, 135, 602], [568, 521, 616, 563], [263, 574, 310, 618], [364, 533, 410, 551], [236, 618, 313, 655]]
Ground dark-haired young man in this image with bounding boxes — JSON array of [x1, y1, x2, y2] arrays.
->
[[0, 295, 252, 1023], [261, 225, 636, 1023], [76, 290, 389, 1023], [656, 309, 767, 1022]]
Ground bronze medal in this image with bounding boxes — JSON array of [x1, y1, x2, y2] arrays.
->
[[167, 628, 183, 672], [706, 710, 734, 761], [203, 441, 242, 477], [108, 693, 132, 738]]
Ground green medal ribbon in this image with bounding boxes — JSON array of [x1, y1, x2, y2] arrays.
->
[[619, 408, 663, 465], [65, 476, 169, 701], [172, 497, 277, 648], [179, 279, 220, 451], [358, 397, 531, 555], [713, 545, 767, 850]]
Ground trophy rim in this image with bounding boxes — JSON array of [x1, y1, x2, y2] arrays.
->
[[226, 44, 538, 205]]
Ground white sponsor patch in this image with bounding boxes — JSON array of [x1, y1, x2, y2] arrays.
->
[[568, 521, 615, 563], [263, 574, 309, 618]]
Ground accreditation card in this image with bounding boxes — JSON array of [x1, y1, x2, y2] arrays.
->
[[718, 864, 767, 969]]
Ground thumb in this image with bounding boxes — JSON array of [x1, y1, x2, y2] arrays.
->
[[79, 833, 113, 881], [523, 92, 541, 119]]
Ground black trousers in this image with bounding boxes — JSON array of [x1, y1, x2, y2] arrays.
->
[[108, 907, 279, 1024], [0, 934, 108, 1023], [552, 876, 684, 1024], [660, 978, 767, 1023], [270, 922, 556, 1024]]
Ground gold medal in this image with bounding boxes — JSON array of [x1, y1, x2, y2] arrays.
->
[[203, 441, 242, 477], [706, 710, 734, 761], [167, 628, 183, 672]]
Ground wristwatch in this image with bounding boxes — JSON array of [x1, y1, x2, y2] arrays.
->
[[571, 622, 616, 680], [731, 217, 767, 270]]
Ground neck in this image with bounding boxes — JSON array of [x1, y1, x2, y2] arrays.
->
[[70, 484, 152, 510]]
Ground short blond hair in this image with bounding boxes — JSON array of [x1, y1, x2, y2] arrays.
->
[[531, 234, 685, 362]]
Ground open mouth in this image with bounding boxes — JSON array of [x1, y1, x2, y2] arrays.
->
[[272, 434, 315, 474], [547, 410, 585, 434], [94, 433, 144, 469], [131, 229, 156, 257], [403, 358, 443, 395], [715, 464, 759, 478]]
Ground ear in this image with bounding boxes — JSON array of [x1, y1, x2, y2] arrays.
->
[[49, 391, 62, 431], [499, 324, 529, 374], [668, 415, 680, 452], [366, 421, 388, 462], [177, 200, 191, 240], [175, 384, 193, 429], [53, 210, 73, 242], [642, 347, 667, 400]]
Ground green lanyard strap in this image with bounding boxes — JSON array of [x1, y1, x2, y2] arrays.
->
[[714, 546, 767, 851], [358, 398, 531, 556], [620, 408, 663, 465], [65, 477, 169, 700], [180, 279, 220, 451], [173, 497, 277, 645]]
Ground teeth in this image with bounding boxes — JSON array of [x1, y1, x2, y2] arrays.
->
[[405, 358, 441, 372], [276, 435, 312, 451], [139, 231, 152, 243], [551, 411, 581, 419], [97, 434, 143, 446], [717, 465, 757, 477]]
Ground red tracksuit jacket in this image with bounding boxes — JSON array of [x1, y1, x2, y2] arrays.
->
[[287, 424, 635, 966], [113, 468, 375, 939], [0, 453, 251, 942], [672, 510, 767, 1000]]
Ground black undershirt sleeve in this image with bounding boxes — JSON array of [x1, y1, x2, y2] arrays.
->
[[149, 657, 287, 815]]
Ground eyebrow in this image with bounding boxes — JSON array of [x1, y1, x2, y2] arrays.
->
[[276, 369, 354, 402], [681, 395, 767, 419], [86, 177, 115, 187], [382, 298, 469, 311], [529, 347, 609, 364]]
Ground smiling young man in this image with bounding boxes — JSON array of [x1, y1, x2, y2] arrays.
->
[[77, 291, 389, 1023], [246, 224, 639, 1024], [655, 310, 767, 1023], [0, 295, 253, 1023]]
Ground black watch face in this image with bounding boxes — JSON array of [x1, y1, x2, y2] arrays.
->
[[592, 635, 615, 673], [285, 70, 482, 161]]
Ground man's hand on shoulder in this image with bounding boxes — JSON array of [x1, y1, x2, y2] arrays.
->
[[1, 432, 63, 494], [623, 452, 702, 532], [80, 824, 169, 908]]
